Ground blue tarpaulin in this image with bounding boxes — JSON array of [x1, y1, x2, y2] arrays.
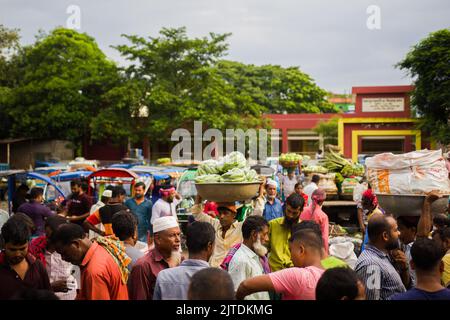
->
[[52, 170, 92, 182]]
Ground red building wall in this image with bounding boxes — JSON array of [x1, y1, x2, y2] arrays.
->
[[342, 122, 417, 158], [265, 114, 341, 153], [352, 85, 414, 118]]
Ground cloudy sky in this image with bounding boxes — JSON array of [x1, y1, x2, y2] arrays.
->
[[1, 0, 449, 93]]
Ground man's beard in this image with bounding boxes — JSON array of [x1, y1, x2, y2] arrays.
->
[[283, 216, 298, 229], [386, 238, 400, 251], [170, 250, 182, 263], [253, 236, 268, 257], [7, 255, 25, 266], [267, 194, 275, 201]]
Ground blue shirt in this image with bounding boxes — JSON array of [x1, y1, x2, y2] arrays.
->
[[125, 243, 146, 271], [153, 259, 209, 300], [125, 198, 153, 242], [390, 288, 450, 300], [263, 198, 283, 222]]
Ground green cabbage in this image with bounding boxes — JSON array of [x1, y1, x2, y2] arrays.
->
[[195, 174, 223, 183], [221, 168, 247, 182], [221, 151, 247, 172], [197, 159, 220, 176], [196, 151, 260, 183]]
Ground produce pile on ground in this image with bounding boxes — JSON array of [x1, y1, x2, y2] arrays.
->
[[320, 149, 365, 177], [195, 152, 260, 183], [329, 223, 347, 237], [279, 153, 303, 168]]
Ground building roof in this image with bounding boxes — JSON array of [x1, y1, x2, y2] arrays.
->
[[329, 97, 353, 104], [0, 138, 30, 144], [352, 85, 414, 94]]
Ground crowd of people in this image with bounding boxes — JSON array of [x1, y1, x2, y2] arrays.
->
[[0, 166, 449, 301]]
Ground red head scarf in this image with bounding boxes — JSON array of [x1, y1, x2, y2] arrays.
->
[[159, 187, 175, 197], [311, 188, 326, 215], [362, 189, 378, 207]]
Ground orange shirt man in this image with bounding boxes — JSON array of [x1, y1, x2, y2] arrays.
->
[[78, 242, 129, 300], [53, 223, 129, 300]]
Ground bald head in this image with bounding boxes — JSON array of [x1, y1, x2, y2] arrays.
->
[[188, 268, 235, 300]]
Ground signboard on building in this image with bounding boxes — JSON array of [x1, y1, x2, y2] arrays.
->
[[362, 97, 405, 112]]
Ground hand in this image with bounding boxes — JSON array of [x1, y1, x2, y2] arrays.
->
[[51, 280, 69, 293], [67, 215, 81, 222], [258, 177, 266, 195], [391, 249, 408, 271], [425, 191, 441, 204]]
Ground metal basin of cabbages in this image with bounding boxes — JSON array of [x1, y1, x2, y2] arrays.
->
[[376, 194, 449, 217], [195, 182, 262, 202]]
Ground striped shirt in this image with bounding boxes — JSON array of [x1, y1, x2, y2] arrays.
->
[[355, 244, 406, 300]]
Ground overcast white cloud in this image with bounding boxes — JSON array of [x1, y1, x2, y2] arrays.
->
[[1, 0, 449, 92]]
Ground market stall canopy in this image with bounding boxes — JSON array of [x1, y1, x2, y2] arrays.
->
[[52, 170, 93, 182], [0, 170, 26, 177], [2, 170, 67, 213], [88, 168, 139, 179], [109, 163, 137, 169]]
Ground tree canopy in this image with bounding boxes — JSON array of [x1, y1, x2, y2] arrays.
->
[[0, 25, 20, 138], [397, 28, 450, 145], [4, 28, 120, 151], [216, 60, 338, 114], [1, 26, 338, 153]]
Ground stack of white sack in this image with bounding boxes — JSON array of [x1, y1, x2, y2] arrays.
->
[[365, 149, 450, 195], [329, 236, 358, 269]]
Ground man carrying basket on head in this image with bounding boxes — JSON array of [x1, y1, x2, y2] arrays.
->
[[190, 185, 265, 268]]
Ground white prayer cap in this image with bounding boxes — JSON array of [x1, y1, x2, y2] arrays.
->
[[266, 178, 277, 188], [102, 190, 113, 198], [153, 216, 179, 233]]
